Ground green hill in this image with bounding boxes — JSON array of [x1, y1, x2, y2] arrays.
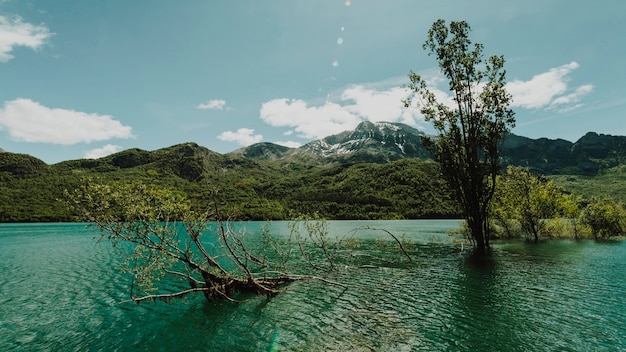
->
[[2, 124, 626, 222]]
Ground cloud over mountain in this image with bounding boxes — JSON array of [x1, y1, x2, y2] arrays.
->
[[259, 85, 423, 141], [0, 98, 133, 144], [84, 144, 123, 159], [507, 62, 593, 111], [218, 128, 262, 146], [255, 62, 593, 145]]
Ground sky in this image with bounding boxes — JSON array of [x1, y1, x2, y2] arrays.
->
[[0, 0, 624, 164]]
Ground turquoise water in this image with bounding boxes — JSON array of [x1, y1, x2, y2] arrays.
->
[[0, 221, 624, 351]]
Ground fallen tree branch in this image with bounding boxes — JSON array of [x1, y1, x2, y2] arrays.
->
[[354, 226, 414, 262], [122, 287, 212, 304]]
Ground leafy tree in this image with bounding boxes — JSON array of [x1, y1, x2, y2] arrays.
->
[[66, 179, 412, 303], [581, 197, 626, 239], [560, 193, 585, 239], [405, 19, 515, 249], [66, 180, 306, 303], [492, 167, 575, 242]]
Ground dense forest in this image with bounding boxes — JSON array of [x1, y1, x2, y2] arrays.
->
[[0, 146, 459, 222], [0, 134, 626, 222]]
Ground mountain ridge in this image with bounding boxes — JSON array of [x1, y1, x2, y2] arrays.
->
[[232, 122, 626, 174], [3, 122, 626, 222], [4, 121, 626, 175]]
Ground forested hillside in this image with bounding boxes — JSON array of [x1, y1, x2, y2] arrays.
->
[[2, 123, 626, 222], [0, 144, 458, 222]]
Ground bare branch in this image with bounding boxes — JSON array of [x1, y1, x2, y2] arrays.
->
[[352, 226, 413, 262], [123, 287, 212, 304]]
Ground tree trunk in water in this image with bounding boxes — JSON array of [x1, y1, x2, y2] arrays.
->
[[474, 234, 486, 250], [469, 217, 486, 251], [484, 229, 490, 248]]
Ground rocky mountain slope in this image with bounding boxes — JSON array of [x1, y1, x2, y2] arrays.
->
[[234, 121, 626, 174], [300, 121, 430, 163]]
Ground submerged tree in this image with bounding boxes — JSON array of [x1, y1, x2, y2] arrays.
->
[[492, 166, 579, 242], [405, 19, 515, 250], [581, 197, 626, 239], [66, 179, 411, 303], [67, 180, 298, 303]]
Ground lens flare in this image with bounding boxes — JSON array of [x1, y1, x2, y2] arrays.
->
[[345, 0, 351, 6], [332, 60, 339, 67], [337, 37, 344, 45]]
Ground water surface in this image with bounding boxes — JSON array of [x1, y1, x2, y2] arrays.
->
[[0, 221, 624, 351]]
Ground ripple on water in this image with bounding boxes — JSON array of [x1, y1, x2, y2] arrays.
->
[[1, 223, 625, 351]]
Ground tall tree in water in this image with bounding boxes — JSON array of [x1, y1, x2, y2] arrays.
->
[[405, 19, 515, 250]]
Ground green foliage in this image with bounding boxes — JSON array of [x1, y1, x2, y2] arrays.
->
[[581, 197, 626, 239], [1, 144, 462, 222], [3, 133, 626, 225], [405, 19, 515, 248], [0, 152, 50, 176], [66, 179, 416, 302], [268, 159, 459, 220], [68, 180, 202, 297], [491, 167, 579, 241], [66, 179, 304, 302], [548, 165, 626, 203], [490, 166, 626, 241]]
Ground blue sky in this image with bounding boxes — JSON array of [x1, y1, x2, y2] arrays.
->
[[0, 0, 624, 164]]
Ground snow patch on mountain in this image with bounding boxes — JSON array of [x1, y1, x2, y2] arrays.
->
[[301, 121, 429, 160]]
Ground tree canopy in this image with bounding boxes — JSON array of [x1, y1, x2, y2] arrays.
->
[[66, 180, 299, 302], [491, 166, 579, 241], [66, 178, 414, 303], [405, 19, 515, 249]]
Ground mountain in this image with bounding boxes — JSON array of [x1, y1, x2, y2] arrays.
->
[[235, 122, 626, 174], [3, 122, 626, 179], [0, 141, 458, 221], [500, 134, 576, 173], [232, 121, 431, 166], [55, 142, 265, 181], [0, 152, 50, 177], [3, 122, 626, 222], [230, 121, 430, 166], [229, 142, 321, 167], [501, 131, 626, 174], [301, 121, 430, 163]]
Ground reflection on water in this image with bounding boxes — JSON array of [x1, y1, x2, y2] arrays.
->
[[0, 221, 624, 351]]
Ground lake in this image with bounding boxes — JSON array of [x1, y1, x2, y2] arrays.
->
[[0, 221, 624, 351]]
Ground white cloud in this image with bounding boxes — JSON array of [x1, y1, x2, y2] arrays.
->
[[258, 62, 592, 142], [507, 62, 592, 111], [260, 98, 361, 139], [259, 85, 425, 140], [0, 98, 134, 144], [341, 85, 424, 126], [84, 144, 122, 159], [274, 140, 302, 148], [218, 128, 262, 146], [197, 99, 227, 110], [0, 15, 52, 62], [549, 84, 593, 110]]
